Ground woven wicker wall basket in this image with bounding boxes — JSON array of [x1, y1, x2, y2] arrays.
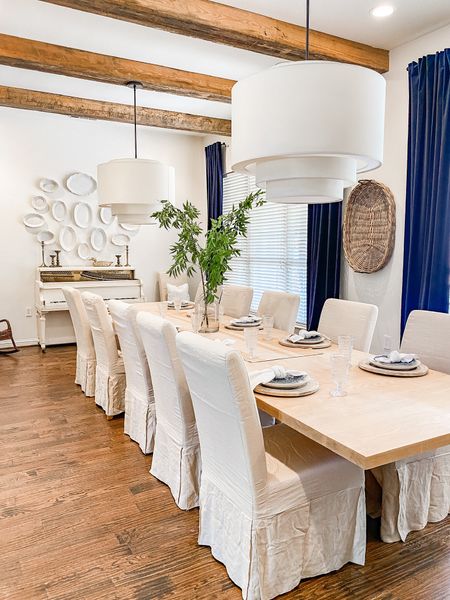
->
[[343, 180, 396, 273]]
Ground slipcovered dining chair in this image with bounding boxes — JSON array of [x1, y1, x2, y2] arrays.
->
[[177, 332, 366, 600], [371, 310, 450, 543], [158, 271, 189, 301], [220, 284, 253, 318], [137, 312, 200, 510], [62, 287, 96, 397], [257, 290, 300, 332], [81, 292, 125, 419], [109, 300, 156, 454], [318, 298, 378, 352]]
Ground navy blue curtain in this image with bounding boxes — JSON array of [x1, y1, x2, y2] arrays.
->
[[307, 203, 342, 330], [205, 142, 224, 229], [401, 49, 450, 333]]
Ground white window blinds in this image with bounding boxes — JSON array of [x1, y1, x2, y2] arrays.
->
[[223, 172, 308, 324]]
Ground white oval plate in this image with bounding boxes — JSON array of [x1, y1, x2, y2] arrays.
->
[[66, 172, 97, 196], [111, 233, 131, 246], [90, 227, 107, 252], [37, 230, 55, 244], [51, 200, 67, 222], [77, 242, 91, 260], [119, 223, 140, 233], [59, 225, 77, 252], [31, 195, 49, 213], [23, 213, 46, 229], [99, 207, 114, 225], [39, 178, 59, 194], [73, 202, 92, 228]]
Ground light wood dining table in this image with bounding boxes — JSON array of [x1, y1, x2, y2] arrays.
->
[[137, 302, 450, 470]]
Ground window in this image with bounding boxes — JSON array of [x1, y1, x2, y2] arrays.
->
[[223, 172, 308, 324]]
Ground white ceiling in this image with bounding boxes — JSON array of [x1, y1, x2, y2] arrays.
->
[[1, 0, 449, 124]]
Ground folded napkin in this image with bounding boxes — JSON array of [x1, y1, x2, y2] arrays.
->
[[235, 315, 262, 324], [373, 350, 417, 364], [288, 330, 320, 343], [249, 366, 288, 390]]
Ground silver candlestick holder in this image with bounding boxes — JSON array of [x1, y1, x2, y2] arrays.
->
[[124, 245, 130, 267], [39, 241, 47, 267]]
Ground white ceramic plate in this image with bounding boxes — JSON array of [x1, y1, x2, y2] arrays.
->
[[90, 227, 107, 252], [73, 202, 93, 228], [262, 371, 310, 389], [119, 223, 140, 233], [23, 213, 46, 230], [37, 230, 55, 244], [59, 225, 77, 252], [66, 172, 97, 196], [31, 195, 49, 213], [99, 207, 114, 225], [111, 233, 131, 246], [39, 178, 59, 194], [51, 200, 67, 222], [77, 243, 91, 260]]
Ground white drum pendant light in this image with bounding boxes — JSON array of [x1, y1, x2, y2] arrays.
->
[[231, 0, 386, 204], [97, 82, 173, 224]]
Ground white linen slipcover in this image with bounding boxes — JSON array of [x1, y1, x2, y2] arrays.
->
[[62, 287, 96, 396], [136, 312, 200, 510], [177, 332, 366, 600], [81, 292, 125, 417], [257, 290, 300, 333], [109, 300, 156, 454], [158, 271, 189, 301], [220, 284, 253, 318], [371, 310, 450, 542], [318, 298, 378, 352]]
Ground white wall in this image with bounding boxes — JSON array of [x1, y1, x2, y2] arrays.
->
[[0, 108, 206, 345], [341, 24, 450, 353]]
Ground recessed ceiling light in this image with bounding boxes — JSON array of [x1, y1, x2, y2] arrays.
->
[[370, 5, 395, 17]]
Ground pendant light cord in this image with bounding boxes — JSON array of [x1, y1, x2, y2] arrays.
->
[[133, 83, 138, 159], [305, 0, 310, 60]]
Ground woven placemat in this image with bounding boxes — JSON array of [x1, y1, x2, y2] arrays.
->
[[255, 379, 320, 397], [225, 324, 263, 331], [358, 360, 428, 377], [279, 339, 331, 350], [343, 180, 396, 273]]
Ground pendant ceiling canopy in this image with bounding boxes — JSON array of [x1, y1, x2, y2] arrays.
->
[[97, 82, 174, 224], [230, 0, 386, 204]]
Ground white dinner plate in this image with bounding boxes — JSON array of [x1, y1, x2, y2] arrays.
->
[[23, 213, 46, 230], [31, 195, 48, 213], [111, 233, 131, 246], [66, 172, 97, 196], [262, 371, 310, 389], [37, 230, 55, 244], [59, 225, 77, 252], [99, 207, 114, 225], [73, 202, 93, 228], [90, 227, 107, 252], [39, 178, 59, 194], [77, 243, 91, 260], [51, 200, 67, 222], [119, 223, 140, 233]]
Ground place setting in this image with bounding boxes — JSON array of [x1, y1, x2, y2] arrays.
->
[[225, 314, 263, 331], [167, 300, 195, 311], [359, 350, 429, 377], [252, 366, 320, 398], [279, 328, 332, 349]]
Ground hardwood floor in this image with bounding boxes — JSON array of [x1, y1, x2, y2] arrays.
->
[[1, 346, 449, 600]]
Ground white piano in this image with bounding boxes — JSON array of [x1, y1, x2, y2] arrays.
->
[[35, 266, 144, 350]]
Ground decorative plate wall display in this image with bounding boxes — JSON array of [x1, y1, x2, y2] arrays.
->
[[37, 230, 55, 244], [31, 195, 49, 213], [59, 225, 77, 252], [73, 202, 93, 228], [343, 180, 396, 273], [119, 222, 140, 233], [66, 172, 97, 196], [39, 178, 59, 194], [51, 200, 67, 222], [99, 207, 114, 225], [23, 213, 46, 230], [111, 233, 131, 246], [90, 227, 107, 252], [77, 243, 91, 260]]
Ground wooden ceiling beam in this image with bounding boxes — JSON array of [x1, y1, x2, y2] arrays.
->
[[0, 33, 234, 103], [0, 86, 231, 135], [40, 0, 389, 73]]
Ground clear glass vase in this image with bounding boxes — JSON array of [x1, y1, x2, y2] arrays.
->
[[197, 300, 220, 333]]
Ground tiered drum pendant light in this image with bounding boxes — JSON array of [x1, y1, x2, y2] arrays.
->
[[231, 0, 386, 204], [97, 82, 173, 224]]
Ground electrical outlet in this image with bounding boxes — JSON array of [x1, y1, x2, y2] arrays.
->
[[25, 307, 32, 318]]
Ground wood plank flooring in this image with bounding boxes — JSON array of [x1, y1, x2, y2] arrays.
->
[[0, 346, 449, 600]]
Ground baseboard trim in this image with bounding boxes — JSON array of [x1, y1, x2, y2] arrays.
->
[[0, 338, 39, 349]]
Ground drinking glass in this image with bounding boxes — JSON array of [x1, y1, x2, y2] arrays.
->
[[262, 314, 274, 341], [244, 326, 259, 359], [218, 304, 225, 325], [338, 335, 353, 365], [383, 334, 392, 355], [158, 301, 168, 318], [330, 353, 349, 397], [173, 296, 182, 312], [190, 310, 201, 334]]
